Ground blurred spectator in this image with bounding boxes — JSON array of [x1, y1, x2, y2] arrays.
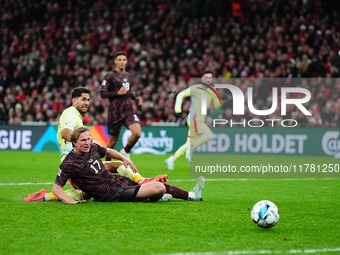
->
[[0, 0, 339, 127]]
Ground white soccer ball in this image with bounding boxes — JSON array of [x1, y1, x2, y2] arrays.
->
[[251, 200, 280, 228]]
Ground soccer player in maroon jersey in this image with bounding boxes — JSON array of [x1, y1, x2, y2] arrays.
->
[[100, 51, 143, 160], [24, 87, 167, 202], [52, 127, 205, 203]]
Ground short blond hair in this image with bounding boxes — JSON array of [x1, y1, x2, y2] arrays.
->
[[70, 126, 90, 144]]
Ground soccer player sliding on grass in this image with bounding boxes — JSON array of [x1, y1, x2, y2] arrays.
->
[[52, 126, 205, 203], [24, 87, 167, 202]]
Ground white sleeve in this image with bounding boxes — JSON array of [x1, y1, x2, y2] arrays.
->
[[174, 88, 190, 113]]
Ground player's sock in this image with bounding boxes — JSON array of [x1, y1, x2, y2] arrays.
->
[[185, 146, 192, 162], [116, 165, 142, 183], [188, 191, 197, 200], [43, 192, 58, 201], [164, 184, 189, 200], [132, 174, 142, 183], [124, 144, 132, 153]]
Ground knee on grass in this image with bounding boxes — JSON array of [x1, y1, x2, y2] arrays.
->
[[153, 182, 166, 194], [147, 182, 166, 202], [141, 182, 166, 201]]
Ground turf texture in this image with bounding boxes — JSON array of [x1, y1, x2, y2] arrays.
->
[[0, 151, 339, 254]]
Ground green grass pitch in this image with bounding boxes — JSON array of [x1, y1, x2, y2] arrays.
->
[[0, 151, 339, 255]]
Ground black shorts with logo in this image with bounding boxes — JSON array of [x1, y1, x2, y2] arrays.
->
[[108, 114, 140, 135], [117, 185, 141, 202]]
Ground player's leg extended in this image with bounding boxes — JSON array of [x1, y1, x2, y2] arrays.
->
[[134, 176, 205, 202], [165, 135, 190, 170], [186, 123, 213, 162], [24, 188, 84, 201], [164, 176, 205, 201], [24, 153, 80, 202], [174, 120, 191, 159], [104, 161, 168, 184], [104, 161, 143, 183], [174, 136, 190, 159], [46, 154, 84, 201], [165, 119, 191, 169], [121, 123, 141, 156], [133, 182, 165, 202], [45, 178, 84, 201], [106, 134, 119, 161], [191, 122, 214, 149]]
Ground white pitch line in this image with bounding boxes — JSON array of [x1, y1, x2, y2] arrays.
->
[[161, 247, 340, 255], [0, 178, 337, 186], [0, 182, 54, 186], [290, 248, 340, 253]]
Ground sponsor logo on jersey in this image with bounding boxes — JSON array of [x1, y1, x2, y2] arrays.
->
[[65, 121, 73, 128]]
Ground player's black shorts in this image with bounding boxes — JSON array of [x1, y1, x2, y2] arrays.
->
[[117, 185, 141, 202], [108, 114, 140, 135]]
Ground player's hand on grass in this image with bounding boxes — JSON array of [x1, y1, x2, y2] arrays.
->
[[117, 86, 128, 95], [64, 199, 86, 204], [75, 200, 87, 204]]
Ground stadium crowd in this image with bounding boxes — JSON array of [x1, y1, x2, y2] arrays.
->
[[0, 0, 339, 127]]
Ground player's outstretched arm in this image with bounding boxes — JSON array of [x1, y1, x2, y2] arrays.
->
[[106, 148, 138, 173], [175, 88, 190, 114], [61, 128, 72, 142], [52, 183, 86, 204]]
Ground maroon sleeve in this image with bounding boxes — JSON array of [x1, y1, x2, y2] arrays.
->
[[100, 72, 136, 101], [100, 73, 123, 99], [100, 88, 120, 98], [91, 142, 108, 158], [55, 165, 70, 187]]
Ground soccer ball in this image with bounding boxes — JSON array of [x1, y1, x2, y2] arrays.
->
[[251, 200, 279, 228]]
